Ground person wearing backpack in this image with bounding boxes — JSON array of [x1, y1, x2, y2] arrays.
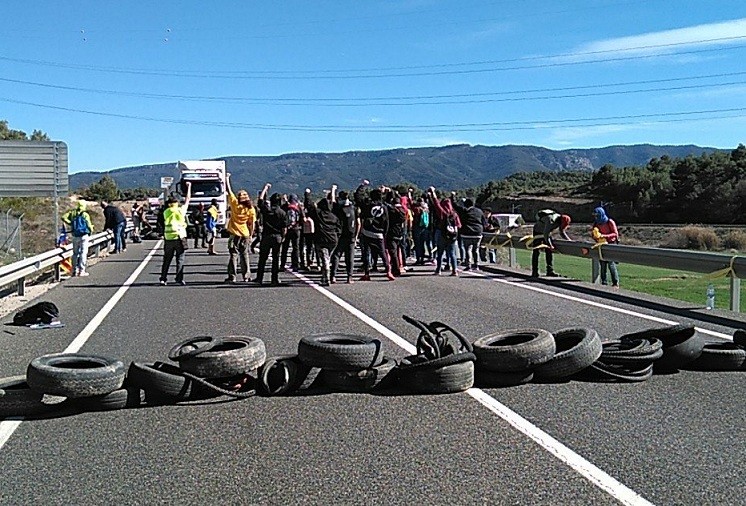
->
[[280, 193, 305, 272], [412, 198, 431, 265], [62, 201, 94, 277], [427, 186, 461, 276], [205, 199, 219, 255]]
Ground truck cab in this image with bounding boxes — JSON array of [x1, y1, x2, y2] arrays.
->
[[176, 160, 228, 237]]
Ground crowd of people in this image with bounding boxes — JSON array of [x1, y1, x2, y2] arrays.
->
[[59, 176, 617, 289], [156, 176, 621, 288]]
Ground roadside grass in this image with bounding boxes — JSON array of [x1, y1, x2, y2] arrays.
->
[[511, 248, 744, 312]]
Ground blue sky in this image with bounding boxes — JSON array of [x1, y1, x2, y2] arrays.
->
[[1, 0, 745, 173]]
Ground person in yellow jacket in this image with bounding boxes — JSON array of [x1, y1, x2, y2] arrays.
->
[[224, 173, 256, 283], [62, 200, 94, 277], [159, 182, 192, 286]]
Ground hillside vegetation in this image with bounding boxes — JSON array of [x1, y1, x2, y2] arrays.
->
[[70, 143, 718, 194]]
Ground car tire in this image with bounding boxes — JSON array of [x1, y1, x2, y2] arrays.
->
[[27, 353, 126, 398], [298, 334, 385, 371]]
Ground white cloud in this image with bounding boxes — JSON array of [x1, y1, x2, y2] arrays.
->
[[562, 18, 746, 62], [546, 123, 649, 146]]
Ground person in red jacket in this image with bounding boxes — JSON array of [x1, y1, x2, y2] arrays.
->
[[427, 186, 462, 277], [592, 206, 620, 288]]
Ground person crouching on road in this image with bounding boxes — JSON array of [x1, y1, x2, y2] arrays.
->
[[531, 209, 571, 278], [224, 173, 256, 284], [205, 198, 219, 255], [254, 184, 288, 286], [160, 182, 192, 285]]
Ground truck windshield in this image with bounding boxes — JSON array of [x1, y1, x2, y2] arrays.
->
[[181, 181, 222, 197]]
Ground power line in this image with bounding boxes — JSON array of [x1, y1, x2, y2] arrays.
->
[[2, 96, 744, 132], [1, 73, 745, 106], [0, 35, 744, 80]]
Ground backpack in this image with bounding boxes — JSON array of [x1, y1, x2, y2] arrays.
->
[[444, 214, 458, 240], [287, 207, 300, 228], [71, 212, 90, 237], [12, 301, 59, 326], [419, 211, 429, 228]]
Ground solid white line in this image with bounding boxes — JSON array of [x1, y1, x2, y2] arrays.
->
[[463, 270, 733, 340], [0, 241, 162, 450], [292, 272, 655, 506]]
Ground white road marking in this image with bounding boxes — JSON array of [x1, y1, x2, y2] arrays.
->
[[0, 241, 162, 450], [292, 271, 655, 506], [462, 270, 733, 340]]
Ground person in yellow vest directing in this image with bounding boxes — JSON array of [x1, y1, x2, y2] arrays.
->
[[159, 181, 192, 286]]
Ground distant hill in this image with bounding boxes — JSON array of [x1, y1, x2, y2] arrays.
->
[[70, 143, 719, 194]]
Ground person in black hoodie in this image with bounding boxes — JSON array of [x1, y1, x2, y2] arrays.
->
[[331, 190, 359, 284], [355, 179, 393, 282], [308, 185, 340, 286], [280, 193, 305, 272], [385, 193, 407, 277], [453, 197, 485, 271], [253, 183, 288, 286], [101, 201, 127, 254]]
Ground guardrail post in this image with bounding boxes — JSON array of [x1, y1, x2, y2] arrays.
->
[[54, 263, 61, 282], [591, 259, 601, 284], [509, 245, 516, 268], [16, 277, 25, 296], [730, 276, 741, 313]]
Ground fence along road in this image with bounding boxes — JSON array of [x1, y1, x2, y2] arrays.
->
[[0, 240, 744, 505]]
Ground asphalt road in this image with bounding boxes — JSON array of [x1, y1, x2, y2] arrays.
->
[[0, 239, 744, 505]]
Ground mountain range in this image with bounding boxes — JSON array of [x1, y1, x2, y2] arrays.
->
[[69, 143, 719, 194]]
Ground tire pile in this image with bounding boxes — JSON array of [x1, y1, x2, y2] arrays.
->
[[1, 322, 744, 418], [472, 324, 745, 386]]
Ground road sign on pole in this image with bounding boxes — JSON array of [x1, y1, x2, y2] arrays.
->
[[160, 176, 174, 189]]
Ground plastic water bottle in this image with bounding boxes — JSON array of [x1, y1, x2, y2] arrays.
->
[[706, 284, 715, 310]]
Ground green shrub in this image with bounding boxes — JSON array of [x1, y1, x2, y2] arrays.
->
[[660, 226, 721, 250]]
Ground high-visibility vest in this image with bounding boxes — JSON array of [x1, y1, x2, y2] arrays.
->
[[163, 204, 187, 240]]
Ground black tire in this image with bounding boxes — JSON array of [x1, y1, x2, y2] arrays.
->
[[259, 355, 313, 396], [298, 333, 385, 371], [321, 357, 397, 393], [473, 329, 555, 372], [177, 336, 266, 378], [599, 339, 663, 366], [647, 326, 704, 372], [733, 329, 746, 347], [168, 336, 223, 362], [126, 362, 219, 403], [583, 362, 654, 382], [397, 351, 476, 373], [684, 342, 746, 371], [66, 386, 144, 411], [398, 360, 474, 394], [534, 328, 602, 381], [0, 375, 53, 417], [27, 353, 126, 398], [475, 368, 534, 388]]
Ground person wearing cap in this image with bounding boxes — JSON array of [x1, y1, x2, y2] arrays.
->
[[224, 173, 256, 283], [531, 209, 571, 278]]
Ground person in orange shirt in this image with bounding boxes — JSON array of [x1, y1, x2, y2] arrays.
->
[[224, 173, 256, 283]]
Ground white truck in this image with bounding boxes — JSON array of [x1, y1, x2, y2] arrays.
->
[[177, 160, 228, 236]]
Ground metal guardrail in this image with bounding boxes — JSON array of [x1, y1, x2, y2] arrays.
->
[[0, 225, 133, 296], [482, 232, 744, 312]]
